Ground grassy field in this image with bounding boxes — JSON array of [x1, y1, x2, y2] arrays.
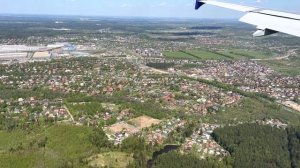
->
[[203, 98, 300, 126], [163, 51, 197, 59], [66, 102, 105, 120], [0, 130, 32, 151], [218, 49, 277, 59], [87, 152, 133, 168], [0, 129, 44, 168], [0, 149, 45, 168], [0, 125, 96, 168], [45, 125, 95, 166], [260, 56, 300, 76], [164, 49, 277, 60], [164, 50, 231, 60], [188, 50, 234, 60]]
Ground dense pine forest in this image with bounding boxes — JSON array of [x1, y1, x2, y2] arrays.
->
[[212, 124, 300, 168], [153, 152, 231, 168], [153, 124, 300, 168], [287, 127, 300, 168]]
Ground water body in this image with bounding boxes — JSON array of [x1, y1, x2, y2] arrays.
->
[[147, 145, 180, 168]]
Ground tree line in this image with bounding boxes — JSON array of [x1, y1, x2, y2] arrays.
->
[[212, 124, 300, 168]]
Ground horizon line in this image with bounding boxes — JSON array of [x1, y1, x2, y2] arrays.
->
[[0, 13, 241, 20]]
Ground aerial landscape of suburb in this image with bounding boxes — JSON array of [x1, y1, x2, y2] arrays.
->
[[0, 0, 300, 168]]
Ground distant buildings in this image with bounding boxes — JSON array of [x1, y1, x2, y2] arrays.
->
[[178, 60, 300, 102], [0, 43, 78, 63], [135, 48, 163, 57], [0, 45, 44, 61]]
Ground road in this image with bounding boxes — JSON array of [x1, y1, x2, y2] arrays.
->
[[63, 105, 75, 123], [282, 101, 300, 113], [252, 49, 297, 61]]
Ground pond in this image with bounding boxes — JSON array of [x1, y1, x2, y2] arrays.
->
[[147, 145, 180, 168]]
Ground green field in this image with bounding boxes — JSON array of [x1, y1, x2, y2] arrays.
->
[[218, 49, 277, 59], [0, 130, 47, 168], [0, 149, 45, 168], [0, 130, 34, 151], [203, 98, 300, 126], [87, 152, 133, 168], [45, 125, 95, 166], [164, 49, 277, 60], [163, 51, 197, 59], [260, 56, 300, 76], [66, 102, 105, 120], [0, 125, 96, 168], [164, 49, 231, 60]]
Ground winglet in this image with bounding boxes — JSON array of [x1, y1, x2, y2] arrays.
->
[[195, 0, 205, 10]]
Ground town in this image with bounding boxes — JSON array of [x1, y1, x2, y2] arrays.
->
[[0, 16, 299, 168]]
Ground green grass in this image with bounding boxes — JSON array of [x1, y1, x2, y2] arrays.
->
[[0, 149, 45, 168], [163, 51, 196, 59], [164, 49, 278, 60], [0, 129, 46, 168], [0, 125, 96, 168], [66, 102, 105, 120], [87, 152, 133, 168], [260, 56, 300, 76], [45, 124, 95, 164], [218, 49, 277, 59], [204, 98, 300, 126], [0, 130, 29, 151], [164, 49, 231, 60], [183, 50, 232, 60]]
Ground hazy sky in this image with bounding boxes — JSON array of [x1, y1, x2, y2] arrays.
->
[[0, 0, 299, 18]]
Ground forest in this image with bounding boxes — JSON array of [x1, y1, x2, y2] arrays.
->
[[287, 127, 300, 168], [146, 63, 175, 70], [154, 124, 300, 168], [153, 152, 230, 168], [213, 124, 300, 168]]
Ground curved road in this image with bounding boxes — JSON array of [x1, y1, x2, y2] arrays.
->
[[252, 49, 297, 61]]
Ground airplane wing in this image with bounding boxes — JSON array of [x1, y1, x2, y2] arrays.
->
[[195, 0, 300, 37]]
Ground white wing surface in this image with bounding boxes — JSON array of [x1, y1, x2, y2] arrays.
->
[[195, 0, 300, 37]]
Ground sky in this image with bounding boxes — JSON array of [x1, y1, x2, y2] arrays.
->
[[0, 0, 299, 18]]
